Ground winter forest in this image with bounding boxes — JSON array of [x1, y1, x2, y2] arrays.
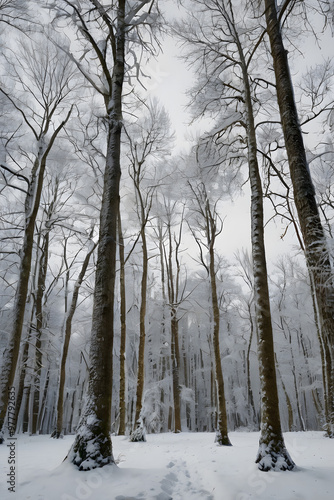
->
[[0, 0, 334, 492]]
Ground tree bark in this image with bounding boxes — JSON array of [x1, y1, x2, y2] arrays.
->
[[264, 0, 334, 437], [165, 221, 182, 433], [231, 16, 294, 469], [171, 307, 181, 433], [31, 229, 49, 435], [67, 1, 125, 468], [210, 252, 231, 445], [118, 209, 127, 436], [207, 204, 231, 445], [132, 223, 148, 439]]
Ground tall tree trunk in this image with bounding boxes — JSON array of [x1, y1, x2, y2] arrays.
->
[[246, 303, 257, 428], [31, 229, 49, 435], [171, 308, 181, 433], [208, 221, 231, 446], [38, 369, 50, 434], [14, 288, 38, 434], [157, 222, 168, 432], [230, 17, 294, 469], [264, 0, 334, 437], [165, 221, 182, 433], [132, 226, 148, 441], [67, 2, 125, 469]]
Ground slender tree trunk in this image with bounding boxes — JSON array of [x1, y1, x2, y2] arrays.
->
[[157, 223, 168, 431], [132, 227, 148, 440], [38, 369, 50, 434], [13, 338, 29, 434], [22, 386, 30, 433], [31, 229, 49, 435], [264, 0, 334, 437], [171, 308, 181, 433], [14, 291, 38, 434], [246, 303, 257, 428], [118, 209, 127, 436], [165, 222, 182, 433], [67, 3, 125, 468], [275, 353, 293, 431], [52, 238, 96, 439], [209, 231, 231, 446]]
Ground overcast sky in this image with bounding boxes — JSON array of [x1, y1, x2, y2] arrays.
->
[[141, 1, 332, 265]]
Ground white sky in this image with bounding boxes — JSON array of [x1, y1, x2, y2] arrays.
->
[[141, 2, 332, 265]]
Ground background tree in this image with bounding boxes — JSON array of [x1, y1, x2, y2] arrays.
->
[[186, 144, 231, 446], [163, 199, 184, 434], [125, 99, 173, 440], [52, 231, 97, 439]]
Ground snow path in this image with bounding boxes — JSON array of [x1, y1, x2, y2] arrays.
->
[[0, 432, 333, 499]]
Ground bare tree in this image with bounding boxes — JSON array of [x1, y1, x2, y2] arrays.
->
[[0, 0, 31, 30], [125, 100, 173, 441], [186, 146, 231, 446], [163, 201, 184, 435], [0, 36, 75, 441], [175, 0, 294, 470]]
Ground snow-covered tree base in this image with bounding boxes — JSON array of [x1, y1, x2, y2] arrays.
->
[[50, 430, 64, 439], [323, 422, 334, 439], [255, 443, 295, 471], [66, 416, 114, 470], [215, 429, 232, 446], [129, 425, 146, 442]]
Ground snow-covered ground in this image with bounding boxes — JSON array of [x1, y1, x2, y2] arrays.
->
[[0, 431, 333, 499]]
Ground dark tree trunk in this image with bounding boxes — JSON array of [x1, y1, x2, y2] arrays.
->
[[171, 308, 181, 433], [31, 229, 49, 435], [118, 209, 127, 436], [67, 1, 125, 469], [229, 15, 295, 469], [264, 0, 334, 437], [208, 213, 231, 446], [132, 226, 148, 440], [165, 222, 182, 433]]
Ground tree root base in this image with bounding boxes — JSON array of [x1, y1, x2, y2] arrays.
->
[[66, 417, 114, 470], [215, 430, 232, 446], [256, 445, 295, 471], [129, 425, 146, 442], [50, 430, 63, 439]]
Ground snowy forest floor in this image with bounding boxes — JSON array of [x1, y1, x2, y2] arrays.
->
[[0, 431, 333, 500]]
